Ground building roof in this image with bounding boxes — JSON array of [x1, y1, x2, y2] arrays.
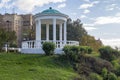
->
[[41, 7, 61, 14], [35, 7, 68, 19]]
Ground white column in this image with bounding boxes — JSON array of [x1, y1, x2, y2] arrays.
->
[[64, 21, 67, 44], [53, 18, 56, 41], [35, 19, 41, 48], [46, 24, 49, 41], [59, 24, 62, 47]]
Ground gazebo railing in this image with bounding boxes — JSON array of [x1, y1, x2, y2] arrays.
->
[[22, 40, 79, 49]]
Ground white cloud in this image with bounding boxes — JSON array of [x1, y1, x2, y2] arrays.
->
[[101, 38, 120, 48], [57, 3, 66, 8], [84, 27, 97, 31], [14, 0, 66, 12], [2, 0, 11, 3], [83, 0, 90, 2], [106, 4, 117, 11], [92, 1, 99, 4], [83, 23, 94, 27], [83, 9, 90, 14], [116, 13, 120, 16], [79, 1, 99, 9], [71, 13, 77, 15], [85, 13, 120, 26], [80, 15, 87, 18], [79, 4, 93, 9], [94, 16, 120, 25], [0, 0, 11, 8]]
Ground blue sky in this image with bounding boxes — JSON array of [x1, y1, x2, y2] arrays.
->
[[0, 0, 120, 48]]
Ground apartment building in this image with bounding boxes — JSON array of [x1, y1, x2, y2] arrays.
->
[[0, 13, 34, 47]]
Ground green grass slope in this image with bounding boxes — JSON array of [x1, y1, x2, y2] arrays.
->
[[0, 53, 78, 80]]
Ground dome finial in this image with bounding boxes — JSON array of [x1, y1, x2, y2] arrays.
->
[[49, 7, 52, 9]]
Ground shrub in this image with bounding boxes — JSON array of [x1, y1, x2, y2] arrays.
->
[[70, 46, 79, 54], [101, 68, 108, 80], [63, 45, 80, 62], [79, 46, 86, 54], [115, 66, 120, 76], [118, 77, 120, 80], [87, 47, 93, 54], [99, 46, 119, 61], [76, 55, 113, 76], [42, 42, 55, 55], [89, 73, 103, 80], [63, 45, 71, 55], [107, 72, 117, 80], [79, 46, 93, 54], [63, 45, 93, 62]]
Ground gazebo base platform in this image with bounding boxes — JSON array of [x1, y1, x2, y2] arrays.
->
[[21, 48, 64, 54], [21, 40, 79, 54]]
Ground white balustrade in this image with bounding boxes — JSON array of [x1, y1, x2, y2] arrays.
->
[[22, 40, 79, 49]]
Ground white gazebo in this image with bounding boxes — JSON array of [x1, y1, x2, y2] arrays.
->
[[21, 7, 79, 54]]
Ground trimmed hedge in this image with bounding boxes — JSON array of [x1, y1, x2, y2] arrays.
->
[[42, 42, 55, 55], [63, 45, 93, 62]]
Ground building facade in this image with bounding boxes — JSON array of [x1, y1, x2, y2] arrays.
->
[[0, 13, 34, 47]]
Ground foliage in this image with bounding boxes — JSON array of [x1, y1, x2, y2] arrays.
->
[[42, 42, 55, 55], [89, 73, 103, 80], [67, 18, 103, 52], [0, 29, 16, 51], [67, 19, 87, 41], [63, 45, 93, 62], [63, 45, 79, 62], [99, 46, 120, 61], [80, 35, 103, 52], [101, 68, 108, 80], [107, 72, 118, 80], [76, 55, 113, 75], [114, 66, 120, 76], [63, 45, 72, 55], [79, 46, 93, 54]]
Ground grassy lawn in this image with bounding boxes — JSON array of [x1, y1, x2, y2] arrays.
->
[[0, 53, 78, 80]]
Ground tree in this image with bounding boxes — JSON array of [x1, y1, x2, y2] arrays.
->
[[67, 18, 87, 41], [67, 18, 103, 52], [0, 28, 7, 51], [0, 28, 16, 51], [80, 35, 103, 52]]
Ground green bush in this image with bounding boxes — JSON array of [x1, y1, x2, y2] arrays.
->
[[79, 46, 93, 54], [63, 45, 70, 55], [115, 66, 120, 76], [63, 45, 93, 62], [99, 46, 119, 61], [76, 55, 113, 76], [111, 60, 120, 69], [42, 42, 55, 55], [70, 46, 79, 54], [101, 68, 108, 80], [107, 72, 117, 80], [79, 46, 86, 54], [87, 47, 93, 54], [63, 45, 80, 62], [89, 73, 103, 80], [118, 77, 120, 80]]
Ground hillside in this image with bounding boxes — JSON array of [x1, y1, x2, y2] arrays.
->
[[0, 53, 78, 80]]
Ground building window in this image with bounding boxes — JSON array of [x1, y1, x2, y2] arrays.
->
[[23, 21, 30, 26]]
